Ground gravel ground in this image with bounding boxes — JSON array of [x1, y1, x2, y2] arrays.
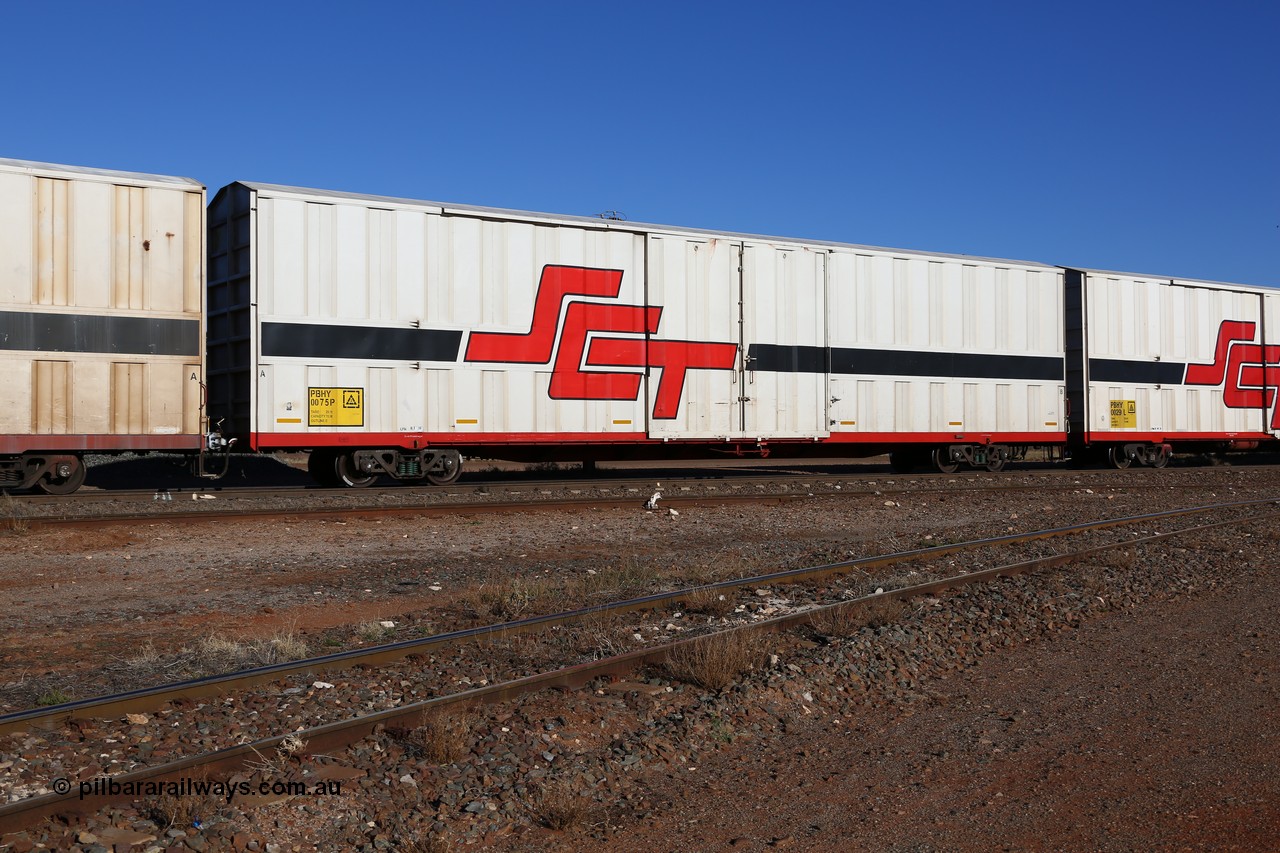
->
[[1, 498, 1268, 809], [0, 464, 1267, 710], [542, 532, 1279, 853], [0, 462, 1277, 851]]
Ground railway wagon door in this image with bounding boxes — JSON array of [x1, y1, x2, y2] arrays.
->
[[739, 242, 829, 439], [644, 235, 829, 440]]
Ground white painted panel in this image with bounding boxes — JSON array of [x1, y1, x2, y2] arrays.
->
[[335, 203, 369, 320], [0, 356, 32, 432], [645, 235, 739, 438], [260, 198, 300, 316], [825, 247, 1063, 436], [741, 242, 827, 438], [141, 187, 187, 313], [394, 209, 426, 323], [253, 193, 652, 439], [301, 202, 334, 318], [1085, 273, 1267, 436], [0, 172, 34, 306], [69, 180, 111, 309]]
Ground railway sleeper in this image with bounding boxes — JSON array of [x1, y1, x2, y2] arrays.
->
[[309, 448, 463, 487], [0, 454, 87, 494]]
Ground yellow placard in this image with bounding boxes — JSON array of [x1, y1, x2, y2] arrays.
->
[[309, 387, 364, 427], [1109, 399, 1137, 429]]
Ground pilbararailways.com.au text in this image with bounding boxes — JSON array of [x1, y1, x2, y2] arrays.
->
[[58, 776, 343, 804]]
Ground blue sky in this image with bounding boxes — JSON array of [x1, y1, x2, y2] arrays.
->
[[3, 1, 1277, 284]]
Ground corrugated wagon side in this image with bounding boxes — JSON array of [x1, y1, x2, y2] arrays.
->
[[206, 181, 651, 486], [1066, 267, 1280, 466], [820, 249, 1065, 472], [0, 158, 206, 492], [207, 179, 1070, 485]]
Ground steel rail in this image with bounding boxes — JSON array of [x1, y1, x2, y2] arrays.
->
[[1, 502, 1272, 834], [4, 496, 1273, 738], [9, 456, 1270, 506], [15, 492, 804, 530], [14, 478, 1162, 529]]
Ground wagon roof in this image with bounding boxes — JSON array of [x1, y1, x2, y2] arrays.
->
[[226, 180, 1059, 270], [1065, 265, 1275, 293], [0, 157, 203, 190]]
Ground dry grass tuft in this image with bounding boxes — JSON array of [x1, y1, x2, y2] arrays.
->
[[1, 494, 29, 535], [462, 575, 544, 622], [146, 787, 220, 830], [810, 597, 907, 637], [390, 707, 478, 765], [572, 557, 659, 601], [681, 587, 735, 618], [124, 641, 163, 670], [569, 611, 632, 659], [530, 776, 592, 830], [665, 630, 765, 691], [1079, 567, 1110, 598], [191, 630, 309, 674], [398, 831, 454, 853], [246, 732, 309, 777], [35, 688, 72, 706], [357, 620, 396, 643]]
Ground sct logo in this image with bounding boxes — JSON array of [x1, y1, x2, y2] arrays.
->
[[1184, 320, 1280, 429], [463, 265, 738, 419]]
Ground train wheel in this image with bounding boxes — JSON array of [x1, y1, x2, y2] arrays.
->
[[426, 451, 463, 486], [35, 461, 87, 495], [985, 457, 1006, 473], [1107, 446, 1132, 469], [307, 450, 341, 486], [888, 451, 917, 474], [1150, 448, 1170, 469], [335, 453, 377, 488], [931, 448, 960, 474]]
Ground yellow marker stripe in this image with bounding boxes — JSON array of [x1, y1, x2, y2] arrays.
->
[[948, 421, 963, 426], [840, 420, 856, 425], [455, 418, 478, 425], [612, 419, 632, 425], [276, 417, 302, 424], [1044, 421, 1057, 426]]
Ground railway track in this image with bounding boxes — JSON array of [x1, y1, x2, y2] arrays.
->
[[1, 496, 1273, 833], [8, 457, 1272, 506], [3, 466, 1227, 528]]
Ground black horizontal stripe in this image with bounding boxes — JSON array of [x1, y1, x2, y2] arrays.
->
[[748, 344, 1063, 381], [1089, 358, 1186, 385], [748, 343, 828, 373], [262, 322, 463, 362], [0, 310, 199, 356]]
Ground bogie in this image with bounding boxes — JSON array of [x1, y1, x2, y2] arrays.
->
[[1105, 443, 1171, 469], [307, 448, 464, 487], [335, 453, 378, 488], [931, 448, 961, 474], [0, 455, 87, 495], [34, 458, 87, 495], [426, 451, 463, 486]]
